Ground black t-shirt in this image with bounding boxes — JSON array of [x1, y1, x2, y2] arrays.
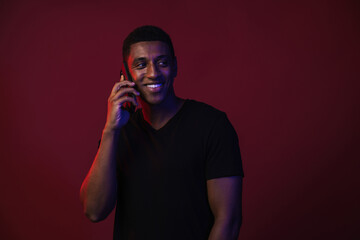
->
[[113, 99, 243, 240]]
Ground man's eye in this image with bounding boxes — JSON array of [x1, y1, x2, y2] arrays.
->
[[135, 62, 146, 69], [158, 60, 168, 67]]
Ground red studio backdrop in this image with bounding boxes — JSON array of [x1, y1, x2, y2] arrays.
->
[[0, 0, 359, 239]]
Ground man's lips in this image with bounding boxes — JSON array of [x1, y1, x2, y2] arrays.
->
[[143, 82, 164, 92], [146, 83, 163, 88]]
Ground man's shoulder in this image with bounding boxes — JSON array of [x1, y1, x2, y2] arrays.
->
[[183, 99, 237, 131], [185, 99, 225, 118]]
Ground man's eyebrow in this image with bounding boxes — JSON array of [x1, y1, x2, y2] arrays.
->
[[133, 57, 146, 62], [155, 55, 170, 60], [133, 55, 170, 63]]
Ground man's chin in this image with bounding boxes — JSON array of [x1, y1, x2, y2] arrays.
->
[[140, 95, 165, 106], [140, 89, 174, 106]]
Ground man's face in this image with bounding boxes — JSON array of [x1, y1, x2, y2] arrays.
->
[[127, 41, 177, 105]]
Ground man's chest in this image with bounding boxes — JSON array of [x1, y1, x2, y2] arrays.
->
[[118, 125, 207, 180]]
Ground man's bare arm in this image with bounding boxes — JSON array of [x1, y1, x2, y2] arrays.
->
[[207, 176, 243, 240], [80, 130, 119, 222], [79, 78, 138, 222]]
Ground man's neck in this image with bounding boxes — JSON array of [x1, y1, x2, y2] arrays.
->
[[140, 94, 184, 130]]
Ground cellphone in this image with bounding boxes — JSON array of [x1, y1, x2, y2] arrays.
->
[[120, 61, 136, 114]]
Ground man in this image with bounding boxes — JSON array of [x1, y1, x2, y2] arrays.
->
[[80, 25, 244, 240]]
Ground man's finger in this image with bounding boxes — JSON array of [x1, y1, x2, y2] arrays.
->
[[113, 88, 139, 101], [114, 96, 138, 107], [111, 81, 135, 95]]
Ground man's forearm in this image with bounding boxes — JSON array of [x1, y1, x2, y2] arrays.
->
[[208, 217, 242, 240], [80, 129, 119, 222]]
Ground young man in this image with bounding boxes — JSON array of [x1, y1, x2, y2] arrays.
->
[[80, 25, 244, 240]]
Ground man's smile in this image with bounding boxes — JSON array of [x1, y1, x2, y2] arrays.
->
[[144, 82, 164, 92]]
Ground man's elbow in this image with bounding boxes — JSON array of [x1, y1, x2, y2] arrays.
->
[[80, 190, 114, 223], [81, 199, 110, 223], [85, 210, 106, 223]]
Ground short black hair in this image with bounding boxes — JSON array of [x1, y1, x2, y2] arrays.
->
[[122, 25, 175, 62]]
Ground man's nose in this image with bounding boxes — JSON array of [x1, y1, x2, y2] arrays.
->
[[146, 62, 159, 79]]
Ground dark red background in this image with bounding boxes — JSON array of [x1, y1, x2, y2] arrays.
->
[[1, 0, 359, 239]]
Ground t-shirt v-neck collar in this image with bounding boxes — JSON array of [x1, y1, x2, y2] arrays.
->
[[139, 99, 189, 134]]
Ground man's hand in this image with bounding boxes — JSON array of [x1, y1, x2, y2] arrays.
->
[[104, 75, 139, 131]]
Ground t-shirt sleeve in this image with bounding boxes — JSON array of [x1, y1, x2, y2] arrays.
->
[[205, 112, 244, 180]]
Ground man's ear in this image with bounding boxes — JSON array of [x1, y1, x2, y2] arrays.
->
[[172, 56, 177, 78]]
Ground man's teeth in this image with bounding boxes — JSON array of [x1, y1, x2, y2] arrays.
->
[[147, 83, 162, 88]]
